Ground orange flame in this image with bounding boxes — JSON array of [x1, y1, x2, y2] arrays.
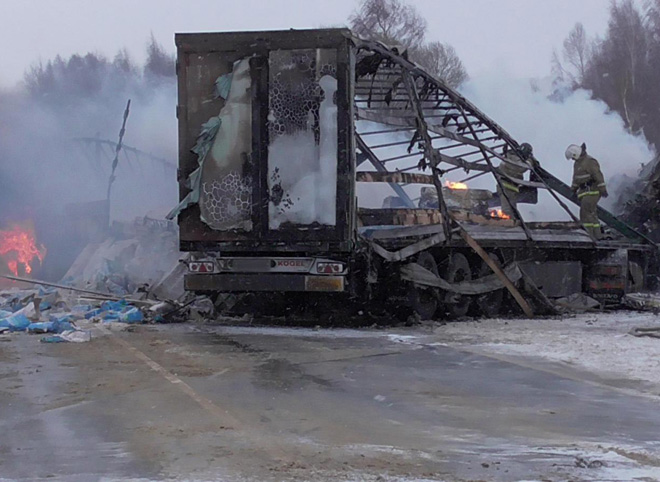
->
[[489, 209, 511, 220], [0, 223, 47, 276], [445, 180, 468, 190]]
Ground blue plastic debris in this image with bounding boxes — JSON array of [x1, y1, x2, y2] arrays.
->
[[0, 310, 12, 318], [119, 307, 143, 323], [72, 304, 93, 313], [39, 301, 52, 311], [49, 314, 74, 324], [57, 321, 74, 332], [103, 311, 121, 321], [101, 300, 127, 311], [27, 321, 56, 334], [0, 313, 31, 332], [84, 308, 105, 319], [40, 335, 68, 343], [41, 330, 91, 343]]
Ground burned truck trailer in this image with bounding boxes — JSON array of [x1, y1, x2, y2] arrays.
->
[[171, 29, 658, 318]]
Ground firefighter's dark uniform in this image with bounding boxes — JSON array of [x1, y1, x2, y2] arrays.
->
[[496, 152, 529, 217], [571, 153, 607, 239]]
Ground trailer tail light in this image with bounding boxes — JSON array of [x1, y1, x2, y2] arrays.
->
[[189, 261, 215, 273], [316, 262, 344, 274]]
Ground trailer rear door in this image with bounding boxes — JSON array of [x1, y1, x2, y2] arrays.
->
[[174, 29, 355, 253]]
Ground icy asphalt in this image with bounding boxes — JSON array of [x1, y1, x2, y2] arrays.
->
[[2, 320, 660, 481]]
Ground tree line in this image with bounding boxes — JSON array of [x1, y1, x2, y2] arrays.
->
[[554, 0, 660, 151], [23, 34, 175, 105], [22, 0, 468, 106]]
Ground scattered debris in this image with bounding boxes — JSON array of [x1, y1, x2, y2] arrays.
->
[[629, 326, 660, 339], [0, 279, 191, 343], [623, 292, 660, 312], [554, 293, 601, 313], [575, 455, 605, 469]]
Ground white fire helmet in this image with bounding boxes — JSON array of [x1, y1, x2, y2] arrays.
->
[[565, 144, 582, 161]]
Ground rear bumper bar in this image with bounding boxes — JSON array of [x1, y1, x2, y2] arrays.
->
[[184, 274, 345, 292]]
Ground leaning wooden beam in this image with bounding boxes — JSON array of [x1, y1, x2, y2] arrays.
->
[[458, 229, 535, 317]]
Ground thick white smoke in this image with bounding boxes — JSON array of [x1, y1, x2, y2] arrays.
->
[[460, 75, 656, 219], [0, 81, 177, 223], [357, 74, 657, 220]]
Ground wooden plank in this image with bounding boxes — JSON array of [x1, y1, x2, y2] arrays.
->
[[358, 208, 443, 227], [357, 171, 436, 185], [450, 210, 516, 227], [458, 229, 535, 317]]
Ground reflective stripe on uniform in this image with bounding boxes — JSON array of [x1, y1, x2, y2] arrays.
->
[[578, 190, 600, 199], [501, 181, 520, 193], [574, 174, 591, 181], [583, 223, 600, 228], [597, 183, 607, 187]]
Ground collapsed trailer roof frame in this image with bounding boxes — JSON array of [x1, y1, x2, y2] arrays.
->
[[351, 36, 657, 248]]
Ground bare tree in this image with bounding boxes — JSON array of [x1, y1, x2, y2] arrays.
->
[[349, 0, 427, 49], [551, 49, 566, 82], [562, 23, 591, 85], [411, 42, 468, 87], [596, 0, 649, 133], [350, 0, 469, 87]]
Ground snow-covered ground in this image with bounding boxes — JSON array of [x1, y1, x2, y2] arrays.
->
[[425, 311, 660, 397]]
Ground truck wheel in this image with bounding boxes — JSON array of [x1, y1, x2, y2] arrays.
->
[[442, 252, 472, 318], [473, 253, 503, 318], [408, 251, 440, 320]]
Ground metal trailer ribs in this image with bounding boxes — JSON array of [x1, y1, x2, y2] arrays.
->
[[351, 36, 657, 252]]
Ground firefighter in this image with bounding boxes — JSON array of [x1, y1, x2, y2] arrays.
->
[[565, 143, 608, 239], [497, 142, 534, 217]]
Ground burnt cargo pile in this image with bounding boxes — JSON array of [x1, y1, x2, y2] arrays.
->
[[167, 28, 659, 320]]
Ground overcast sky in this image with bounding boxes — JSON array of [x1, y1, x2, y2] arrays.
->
[[0, 0, 616, 88]]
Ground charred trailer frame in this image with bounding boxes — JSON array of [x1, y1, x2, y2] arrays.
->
[[172, 28, 658, 318]]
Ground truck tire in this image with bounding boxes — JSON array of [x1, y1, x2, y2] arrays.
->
[[472, 253, 503, 318], [408, 251, 440, 320], [441, 252, 472, 318]]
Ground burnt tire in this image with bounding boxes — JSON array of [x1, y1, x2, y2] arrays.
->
[[408, 251, 440, 320], [472, 253, 504, 318], [441, 252, 472, 319]]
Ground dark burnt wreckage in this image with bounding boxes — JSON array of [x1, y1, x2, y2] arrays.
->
[[170, 28, 658, 319]]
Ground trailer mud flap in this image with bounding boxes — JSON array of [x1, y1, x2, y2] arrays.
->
[[185, 274, 344, 292]]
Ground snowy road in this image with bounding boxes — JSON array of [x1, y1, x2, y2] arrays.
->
[[2, 315, 660, 481]]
